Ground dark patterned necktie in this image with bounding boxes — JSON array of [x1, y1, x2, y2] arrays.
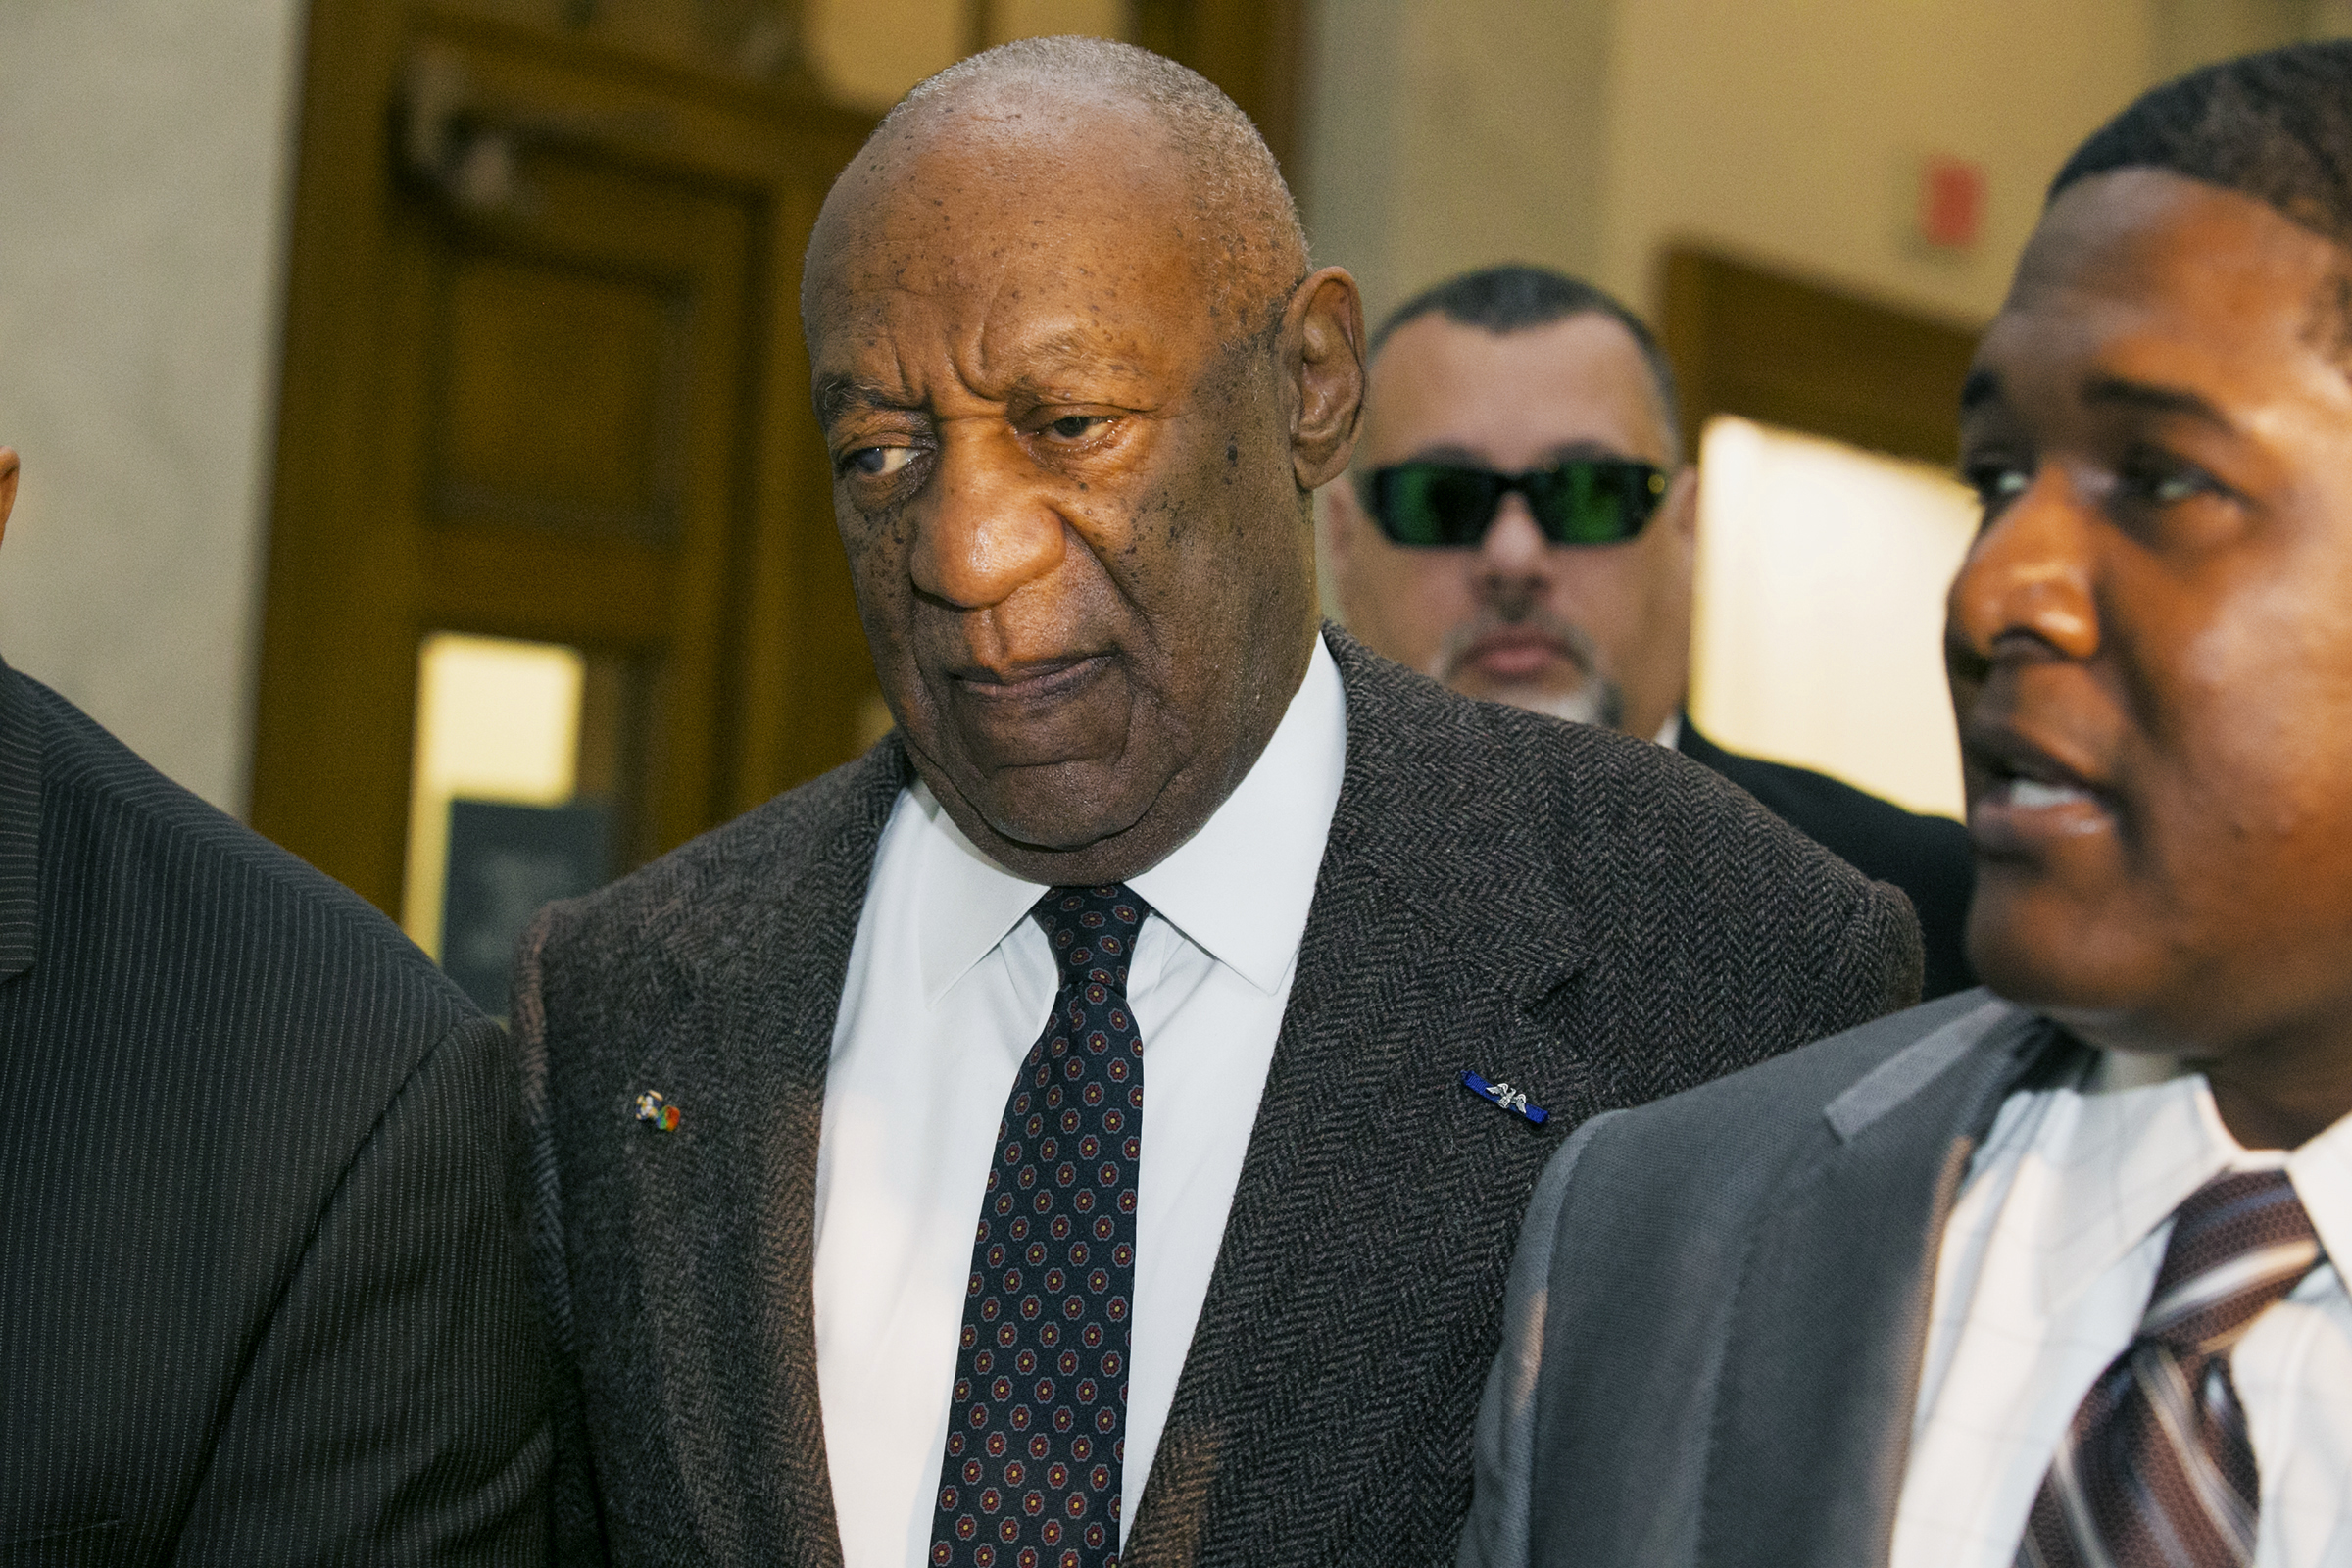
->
[[2016, 1169, 2325, 1568], [929, 885, 1150, 1568]]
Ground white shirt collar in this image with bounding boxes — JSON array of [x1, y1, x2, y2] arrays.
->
[[911, 635, 1348, 1005], [2009, 1049, 2352, 1316]]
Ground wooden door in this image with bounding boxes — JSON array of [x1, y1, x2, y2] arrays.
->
[[253, 0, 1301, 923]]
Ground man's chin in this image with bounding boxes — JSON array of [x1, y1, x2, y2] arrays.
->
[[935, 755, 1163, 857], [1446, 674, 1622, 729]]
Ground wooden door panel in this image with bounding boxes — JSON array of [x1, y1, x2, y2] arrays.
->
[[435, 252, 685, 535]]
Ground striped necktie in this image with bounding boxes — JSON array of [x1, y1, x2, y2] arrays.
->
[[2016, 1169, 2325, 1568], [929, 885, 1150, 1568]]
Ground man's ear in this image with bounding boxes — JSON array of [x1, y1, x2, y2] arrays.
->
[[1285, 268, 1365, 492], [0, 448, 18, 550]]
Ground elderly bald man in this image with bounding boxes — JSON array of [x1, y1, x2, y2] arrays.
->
[[515, 37, 1921, 1568]]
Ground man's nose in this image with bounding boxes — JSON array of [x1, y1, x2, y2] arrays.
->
[[1946, 466, 2101, 670], [908, 429, 1067, 610], [1474, 493, 1552, 587]]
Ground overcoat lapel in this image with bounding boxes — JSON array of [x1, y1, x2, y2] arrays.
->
[[1126, 635, 1593, 1563], [618, 741, 908, 1566], [1694, 1002, 2061, 1568]]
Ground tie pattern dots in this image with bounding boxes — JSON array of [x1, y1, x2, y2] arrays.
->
[[930, 885, 1151, 1568], [2016, 1169, 2326, 1568]]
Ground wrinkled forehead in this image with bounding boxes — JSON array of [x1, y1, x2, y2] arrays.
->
[[803, 94, 1230, 378]]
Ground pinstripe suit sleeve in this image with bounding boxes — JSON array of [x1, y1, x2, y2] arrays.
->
[[1457, 1109, 1625, 1568], [171, 1013, 553, 1565]]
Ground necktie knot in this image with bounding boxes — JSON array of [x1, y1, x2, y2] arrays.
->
[[2139, 1169, 2324, 1356], [1034, 885, 1152, 998]]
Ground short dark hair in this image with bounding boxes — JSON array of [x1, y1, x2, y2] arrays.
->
[[1367, 265, 1683, 460], [2052, 39, 2352, 247]]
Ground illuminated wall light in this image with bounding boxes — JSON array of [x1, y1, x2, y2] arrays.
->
[[402, 631, 587, 958], [1689, 416, 1975, 820]]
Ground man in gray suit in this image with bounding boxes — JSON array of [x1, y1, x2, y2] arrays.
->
[[516, 37, 1919, 1568], [1464, 42, 2352, 1568]]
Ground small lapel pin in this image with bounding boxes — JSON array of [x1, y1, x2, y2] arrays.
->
[[634, 1090, 681, 1132], [1462, 1068, 1547, 1125]]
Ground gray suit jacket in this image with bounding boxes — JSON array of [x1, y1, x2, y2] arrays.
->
[[514, 627, 1923, 1566], [1459, 990, 2071, 1568]]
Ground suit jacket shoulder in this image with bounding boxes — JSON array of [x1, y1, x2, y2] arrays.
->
[[0, 664, 547, 1563], [1460, 989, 2056, 1568], [1678, 718, 1977, 1000]]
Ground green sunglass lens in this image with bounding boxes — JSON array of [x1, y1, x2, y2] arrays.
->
[[1381, 466, 1499, 545], [1529, 465, 1661, 545]]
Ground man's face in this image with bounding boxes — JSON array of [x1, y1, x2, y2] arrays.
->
[[1951, 168, 2352, 1140], [1324, 314, 1697, 739], [803, 92, 1359, 884]]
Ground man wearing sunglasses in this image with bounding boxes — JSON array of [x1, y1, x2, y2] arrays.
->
[[1324, 265, 1976, 998]]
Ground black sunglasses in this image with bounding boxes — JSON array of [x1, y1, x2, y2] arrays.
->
[[1357, 459, 1670, 548]]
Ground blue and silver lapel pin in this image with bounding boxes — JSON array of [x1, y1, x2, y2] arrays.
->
[[1462, 1068, 1547, 1125]]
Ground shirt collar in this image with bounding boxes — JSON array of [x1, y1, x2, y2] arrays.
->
[[2012, 1051, 2237, 1315], [913, 634, 1348, 1005], [2286, 1090, 2352, 1285], [1127, 635, 1347, 995], [2020, 1049, 2352, 1314]]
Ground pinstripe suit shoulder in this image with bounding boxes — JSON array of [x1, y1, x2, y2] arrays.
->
[[0, 663, 550, 1566], [516, 626, 1924, 1567]]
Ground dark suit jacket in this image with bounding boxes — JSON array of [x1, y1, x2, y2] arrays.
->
[[1678, 718, 1977, 1000], [0, 662, 549, 1565], [514, 627, 1923, 1567], [1459, 988, 2063, 1568]]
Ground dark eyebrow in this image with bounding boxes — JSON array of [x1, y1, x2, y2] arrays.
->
[[2080, 374, 2233, 430], [813, 374, 916, 426]]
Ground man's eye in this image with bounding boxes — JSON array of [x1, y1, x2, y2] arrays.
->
[[1045, 415, 1109, 440], [846, 446, 916, 477], [1963, 461, 2030, 509], [2120, 453, 2214, 506]]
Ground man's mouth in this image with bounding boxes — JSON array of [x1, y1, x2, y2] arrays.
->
[[1965, 725, 2115, 848], [950, 654, 1113, 703], [1460, 628, 1578, 682]]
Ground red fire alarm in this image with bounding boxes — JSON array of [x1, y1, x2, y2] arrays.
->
[[1919, 155, 1986, 250]]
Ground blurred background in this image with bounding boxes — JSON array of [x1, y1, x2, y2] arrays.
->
[[0, 0, 2342, 1009]]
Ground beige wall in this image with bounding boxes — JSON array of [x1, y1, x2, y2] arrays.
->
[[1305, 0, 1614, 329], [1302, 0, 2185, 332], [0, 0, 306, 815], [1599, 0, 2149, 326]]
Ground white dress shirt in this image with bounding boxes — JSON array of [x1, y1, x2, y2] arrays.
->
[[812, 638, 1348, 1568], [1889, 1048, 2352, 1568]]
